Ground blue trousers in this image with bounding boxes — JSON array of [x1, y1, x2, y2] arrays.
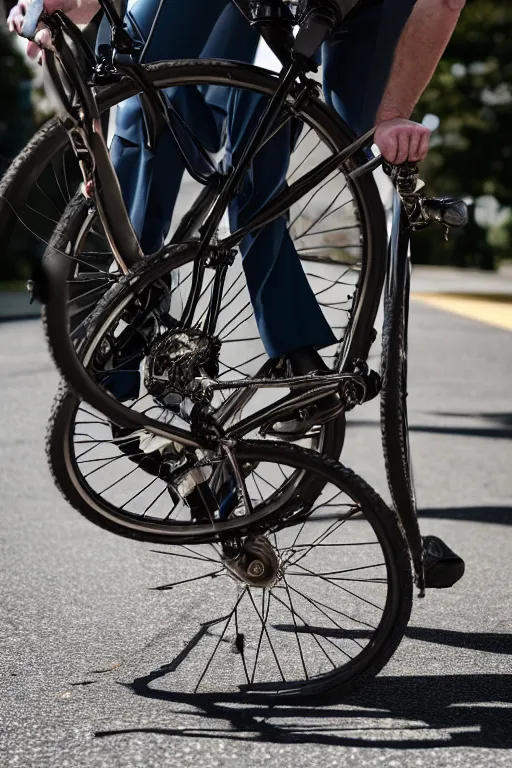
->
[[109, 0, 414, 358]]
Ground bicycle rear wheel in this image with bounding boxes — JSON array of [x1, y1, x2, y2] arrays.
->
[[41, 59, 385, 360], [58, 440, 410, 698], [41, 59, 386, 492]]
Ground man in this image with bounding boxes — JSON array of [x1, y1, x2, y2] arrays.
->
[[8, 0, 464, 377], [8, 0, 466, 588]]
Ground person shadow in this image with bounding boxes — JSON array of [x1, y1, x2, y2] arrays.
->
[[95, 626, 511, 750]]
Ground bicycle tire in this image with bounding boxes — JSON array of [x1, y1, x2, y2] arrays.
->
[[45, 235, 344, 523], [380, 242, 423, 581], [47, 417, 412, 698], [39, 58, 385, 349], [1, 59, 384, 303]]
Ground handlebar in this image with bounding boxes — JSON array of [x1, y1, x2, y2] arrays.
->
[[422, 197, 468, 228], [349, 154, 468, 232]]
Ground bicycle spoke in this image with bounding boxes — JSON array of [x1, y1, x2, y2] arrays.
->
[[216, 274, 247, 316], [67, 283, 110, 306], [217, 301, 252, 338], [222, 337, 260, 343], [286, 582, 365, 650], [253, 470, 278, 493], [50, 157, 70, 207], [300, 224, 359, 238], [141, 486, 171, 518], [270, 590, 338, 668], [291, 541, 380, 549], [0, 198, 113, 276], [290, 513, 356, 568], [234, 603, 250, 686], [296, 562, 386, 577], [287, 138, 321, 182], [96, 463, 144, 496], [120, 476, 161, 509], [305, 194, 352, 234], [293, 562, 385, 612], [35, 179, 66, 218], [282, 576, 309, 679], [150, 548, 218, 564], [82, 451, 146, 479], [24, 202, 61, 226], [193, 588, 247, 692], [318, 302, 350, 312], [288, 170, 339, 231], [61, 147, 73, 203], [74, 419, 108, 427], [153, 569, 224, 592], [297, 244, 360, 253], [298, 184, 349, 238], [286, 582, 377, 631], [247, 588, 285, 684]]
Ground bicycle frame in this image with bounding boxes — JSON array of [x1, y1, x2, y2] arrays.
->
[[26, 0, 397, 442], [30, 0, 448, 453]]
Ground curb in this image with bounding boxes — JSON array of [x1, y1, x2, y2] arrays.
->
[[0, 291, 40, 321]]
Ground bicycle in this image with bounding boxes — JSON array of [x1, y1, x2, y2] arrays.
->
[[4, 0, 467, 697]]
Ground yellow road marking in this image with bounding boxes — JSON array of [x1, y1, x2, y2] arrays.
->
[[411, 293, 512, 332]]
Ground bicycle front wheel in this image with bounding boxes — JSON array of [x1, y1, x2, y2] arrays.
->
[[380, 208, 423, 584]]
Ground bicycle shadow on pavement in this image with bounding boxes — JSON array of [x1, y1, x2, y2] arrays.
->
[[95, 627, 512, 750], [419, 506, 512, 526], [348, 413, 512, 441]]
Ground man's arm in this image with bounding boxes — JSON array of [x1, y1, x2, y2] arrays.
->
[[374, 0, 466, 164]]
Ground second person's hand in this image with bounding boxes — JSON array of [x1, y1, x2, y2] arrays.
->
[[7, 0, 100, 59]]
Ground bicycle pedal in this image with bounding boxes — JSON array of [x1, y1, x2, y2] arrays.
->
[[259, 423, 321, 442]]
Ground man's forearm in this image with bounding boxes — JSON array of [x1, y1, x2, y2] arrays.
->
[[376, 0, 465, 123]]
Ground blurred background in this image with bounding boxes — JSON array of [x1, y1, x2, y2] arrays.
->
[[1, 0, 511, 288]]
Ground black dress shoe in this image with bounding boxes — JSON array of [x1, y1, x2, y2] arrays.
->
[[265, 396, 344, 438], [422, 535, 465, 589], [265, 346, 343, 439]]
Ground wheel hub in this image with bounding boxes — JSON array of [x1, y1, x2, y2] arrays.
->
[[224, 536, 282, 588]]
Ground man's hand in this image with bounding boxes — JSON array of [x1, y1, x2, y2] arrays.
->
[[373, 0, 465, 165], [374, 118, 431, 164], [7, 0, 100, 60]]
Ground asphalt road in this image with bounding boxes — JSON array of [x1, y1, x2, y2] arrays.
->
[[1, 276, 511, 767]]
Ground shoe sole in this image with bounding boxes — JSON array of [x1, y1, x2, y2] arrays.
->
[[424, 559, 465, 589]]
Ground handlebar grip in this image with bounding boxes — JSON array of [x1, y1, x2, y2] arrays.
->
[[20, 0, 46, 40]]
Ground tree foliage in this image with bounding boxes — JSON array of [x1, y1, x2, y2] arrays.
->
[[0, 24, 33, 170], [416, 0, 512, 208], [0, 24, 38, 282]]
